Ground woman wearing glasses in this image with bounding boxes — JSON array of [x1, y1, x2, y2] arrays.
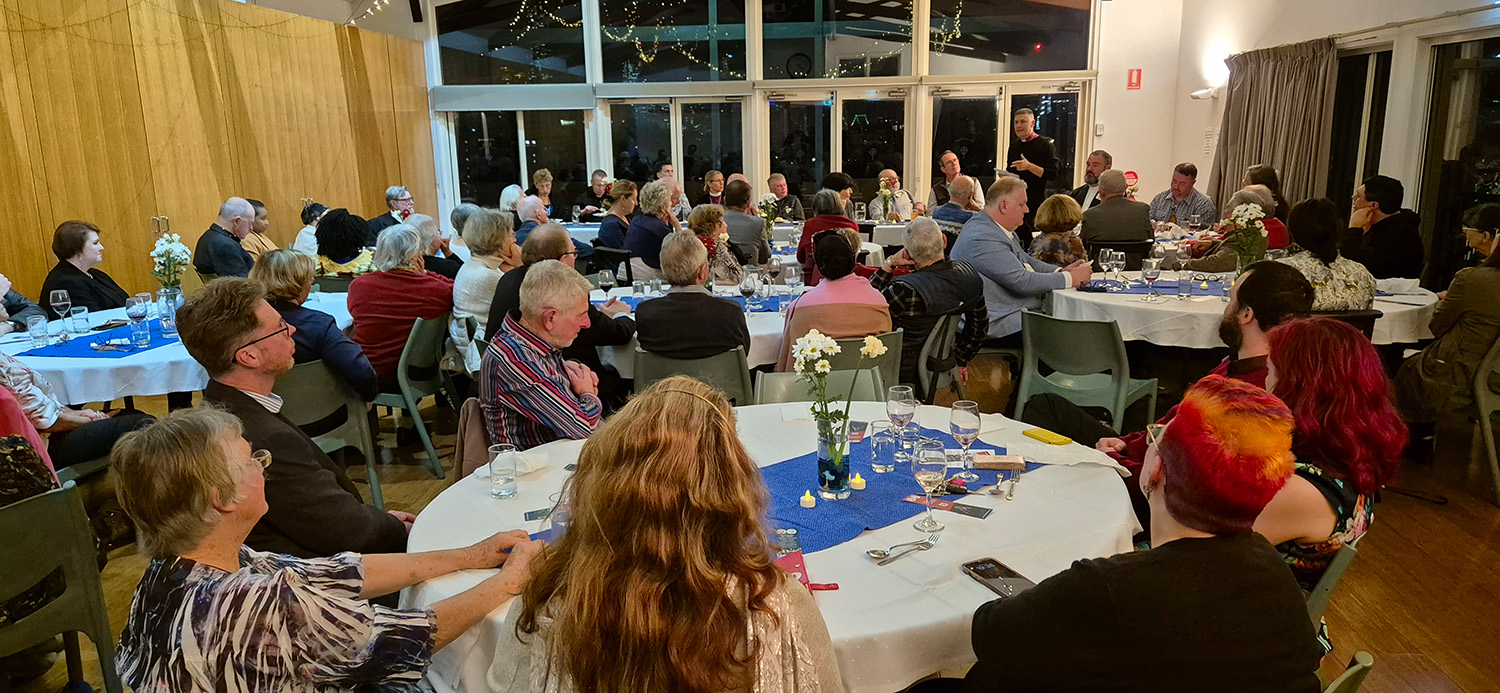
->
[[112, 407, 541, 692]]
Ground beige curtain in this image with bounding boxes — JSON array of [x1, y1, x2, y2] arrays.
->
[[1210, 38, 1338, 211]]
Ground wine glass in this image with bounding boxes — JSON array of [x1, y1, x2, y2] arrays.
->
[[1107, 251, 1126, 288], [1141, 258, 1163, 302], [598, 269, 615, 294], [48, 290, 71, 323], [1188, 214, 1203, 234], [570, 205, 582, 223], [949, 401, 981, 483], [125, 296, 148, 324], [766, 255, 783, 289], [887, 385, 916, 432], [738, 268, 761, 315], [784, 264, 802, 293], [912, 444, 947, 532]]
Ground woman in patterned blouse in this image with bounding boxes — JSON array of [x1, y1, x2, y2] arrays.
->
[[111, 407, 542, 692], [1275, 199, 1376, 311]]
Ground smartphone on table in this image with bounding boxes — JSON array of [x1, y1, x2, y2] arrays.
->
[[962, 557, 1037, 598]]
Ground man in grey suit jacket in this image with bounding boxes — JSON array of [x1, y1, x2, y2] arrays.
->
[[951, 177, 1092, 343], [1080, 170, 1153, 245], [722, 180, 771, 265]]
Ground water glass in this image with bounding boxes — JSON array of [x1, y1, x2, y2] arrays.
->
[[950, 401, 981, 482], [897, 424, 921, 466], [69, 307, 89, 333], [632, 281, 645, 298], [26, 316, 47, 348], [1175, 269, 1193, 300], [650, 278, 663, 296], [130, 320, 151, 348], [1221, 274, 1233, 302], [869, 421, 896, 473], [488, 443, 518, 499], [784, 264, 802, 291], [308, 283, 322, 303]]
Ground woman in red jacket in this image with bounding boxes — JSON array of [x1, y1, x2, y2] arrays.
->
[[796, 189, 859, 286]]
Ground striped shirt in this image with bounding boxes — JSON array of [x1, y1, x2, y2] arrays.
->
[[1147, 188, 1218, 226], [479, 314, 600, 450], [117, 547, 436, 692]]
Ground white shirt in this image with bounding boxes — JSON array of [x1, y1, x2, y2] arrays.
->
[[240, 389, 284, 414], [1081, 185, 1101, 210], [292, 225, 319, 257]]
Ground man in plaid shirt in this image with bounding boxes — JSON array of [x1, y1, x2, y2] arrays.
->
[[480, 260, 601, 450], [867, 218, 990, 387]]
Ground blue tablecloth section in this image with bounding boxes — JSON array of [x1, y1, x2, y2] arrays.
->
[[18, 320, 178, 359], [760, 425, 1043, 553], [1083, 279, 1225, 296], [597, 294, 792, 313]]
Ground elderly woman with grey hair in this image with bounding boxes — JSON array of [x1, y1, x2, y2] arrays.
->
[[111, 406, 541, 692], [405, 212, 461, 280], [348, 224, 457, 391], [1182, 185, 1279, 273], [624, 179, 680, 281]]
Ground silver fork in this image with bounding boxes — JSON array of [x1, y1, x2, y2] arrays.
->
[[875, 534, 940, 566]]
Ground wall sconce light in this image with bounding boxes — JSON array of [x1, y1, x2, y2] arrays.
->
[[1190, 87, 1221, 101]]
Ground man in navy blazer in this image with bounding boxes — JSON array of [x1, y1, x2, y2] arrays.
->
[[950, 177, 1092, 344]]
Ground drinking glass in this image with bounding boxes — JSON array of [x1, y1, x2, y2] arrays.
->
[[1149, 243, 1166, 262], [69, 307, 89, 333], [488, 443, 518, 499], [570, 205, 582, 223], [598, 269, 616, 293], [1188, 214, 1203, 234], [1221, 274, 1233, 302], [649, 278, 663, 296], [869, 421, 896, 473], [949, 401, 981, 483], [130, 320, 151, 348], [135, 293, 154, 316], [1110, 251, 1128, 287], [897, 424, 921, 467], [784, 264, 802, 292], [1175, 268, 1193, 300], [738, 269, 761, 315], [912, 444, 947, 532], [766, 255, 783, 288], [26, 316, 47, 348], [308, 283, 322, 303], [632, 280, 645, 298], [1140, 258, 1163, 302], [125, 296, 148, 324], [48, 290, 71, 331], [886, 386, 916, 431]]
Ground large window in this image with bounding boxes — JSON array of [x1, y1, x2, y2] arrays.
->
[[1327, 52, 1392, 214], [1008, 91, 1080, 196], [436, 0, 586, 85], [769, 98, 833, 200], [763, 1, 913, 79], [842, 98, 906, 203], [1419, 37, 1500, 288], [453, 110, 590, 208], [524, 111, 592, 208], [681, 102, 745, 200], [929, 0, 1091, 75], [610, 103, 672, 183], [600, 1, 747, 82], [932, 91, 1001, 195]]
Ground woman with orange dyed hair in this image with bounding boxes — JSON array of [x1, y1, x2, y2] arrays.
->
[[487, 376, 842, 693]]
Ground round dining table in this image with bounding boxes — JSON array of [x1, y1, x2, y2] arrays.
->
[[402, 401, 1138, 693], [1046, 271, 1438, 348], [0, 293, 352, 405], [591, 285, 800, 379]]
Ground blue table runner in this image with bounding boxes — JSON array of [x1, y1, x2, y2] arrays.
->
[[18, 319, 178, 359]]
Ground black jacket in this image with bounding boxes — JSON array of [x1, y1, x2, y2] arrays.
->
[[1340, 209, 1424, 280], [365, 212, 401, 246], [40, 262, 130, 320], [635, 289, 751, 360], [204, 380, 407, 558], [1069, 183, 1103, 210], [2, 289, 45, 333], [192, 224, 253, 278]]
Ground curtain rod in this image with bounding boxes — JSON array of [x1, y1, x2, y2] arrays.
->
[[1331, 4, 1500, 40]]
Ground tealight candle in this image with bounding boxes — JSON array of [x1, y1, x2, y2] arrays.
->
[[800, 490, 816, 508], [850, 473, 866, 490]]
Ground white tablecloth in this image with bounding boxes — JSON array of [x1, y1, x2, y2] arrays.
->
[[449, 224, 600, 263], [0, 294, 352, 405], [1046, 272, 1437, 348], [591, 287, 796, 379], [402, 402, 1138, 693], [869, 224, 906, 247], [772, 242, 886, 273]]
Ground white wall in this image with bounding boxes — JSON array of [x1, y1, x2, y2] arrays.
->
[[1093, 0, 1185, 197]]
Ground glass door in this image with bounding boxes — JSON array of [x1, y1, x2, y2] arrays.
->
[[679, 100, 745, 202], [840, 89, 909, 206], [929, 85, 1002, 199], [1419, 36, 1500, 288], [1006, 85, 1083, 199], [767, 92, 834, 202], [608, 101, 672, 184]]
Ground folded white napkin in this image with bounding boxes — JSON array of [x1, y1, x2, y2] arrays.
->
[[1008, 439, 1131, 477], [1376, 278, 1421, 294], [471, 451, 550, 478]]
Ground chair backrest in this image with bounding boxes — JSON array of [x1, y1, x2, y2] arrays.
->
[[1309, 309, 1383, 340], [0, 482, 117, 676], [1085, 240, 1154, 271], [1323, 651, 1374, 693], [1020, 311, 1131, 378], [755, 368, 884, 405], [313, 274, 354, 293], [589, 247, 633, 283], [916, 313, 962, 404], [824, 330, 904, 391], [195, 271, 218, 285], [273, 360, 359, 436], [456, 397, 493, 478], [398, 316, 452, 398], [1305, 544, 1358, 625], [634, 346, 754, 406], [1473, 337, 1500, 415]]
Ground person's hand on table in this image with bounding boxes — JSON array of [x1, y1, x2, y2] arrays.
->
[[563, 360, 599, 398], [582, 205, 600, 215], [1095, 437, 1126, 453], [465, 529, 534, 569], [599, 297, 629, 318], [389, 510, 417, 532], [0, 273, 12, 297], [1062, 260, 1092, 287]]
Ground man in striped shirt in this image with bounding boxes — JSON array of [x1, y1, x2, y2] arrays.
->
[[479, 260, 601, 449]]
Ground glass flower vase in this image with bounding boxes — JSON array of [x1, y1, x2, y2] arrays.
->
[[816, 419, 851, 500], [156, 286, 183, 338]]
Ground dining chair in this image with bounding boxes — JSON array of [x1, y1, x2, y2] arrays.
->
[[372, 316, 451, 479], [1308, 309, 1383, 340], [824, 330, 904, 392], [313, 274, 354, 293], [1305, 544, 1357, 625], [0, 482, 123, 693], [1469, 338, 1500, 506], [755, 368, 884, 405], [1323, 651, 1374, 693], [273, 360, 383, 509], [916, 313, 966, 404], [1084, 240, 1154, 271], [588, 247, 633, 283], [633, 346, 753, 406], [1013, 310, 1157, 432]]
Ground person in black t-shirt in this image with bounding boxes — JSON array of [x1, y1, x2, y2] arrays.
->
[[1005, 108, 1059, 249]]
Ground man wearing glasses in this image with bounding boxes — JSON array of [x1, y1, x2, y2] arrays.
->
[[176, 278, 411, 558], [366, 185, 415, 246]]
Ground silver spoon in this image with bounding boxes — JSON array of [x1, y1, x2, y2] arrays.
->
[[865, 534, 938, 560], [876, 534, 940, 566]]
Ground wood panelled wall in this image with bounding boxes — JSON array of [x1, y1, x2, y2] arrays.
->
[[0, 0, 436, 296]]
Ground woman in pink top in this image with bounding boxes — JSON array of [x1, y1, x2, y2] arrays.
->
[[777, 231, 892, 370]]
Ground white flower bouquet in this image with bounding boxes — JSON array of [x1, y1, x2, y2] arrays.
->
[[151, 233, 192, 288], [793, 330, 889, 498]]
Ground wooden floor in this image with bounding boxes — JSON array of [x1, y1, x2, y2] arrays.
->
[[17, 390, 1500, 692]]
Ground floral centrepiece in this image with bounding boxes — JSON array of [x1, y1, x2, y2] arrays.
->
[[757, 193, 781, 240], [792, 330, 889, 500], [151, 233, 192, 289], [1219, 203, 1269, 271], [877, 178, 899, 222]]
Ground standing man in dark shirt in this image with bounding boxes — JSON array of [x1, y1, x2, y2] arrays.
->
[[1005, 108, 1059, 249], [1342, 174, 1424, 279], [944, 376, 1322, 693]]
